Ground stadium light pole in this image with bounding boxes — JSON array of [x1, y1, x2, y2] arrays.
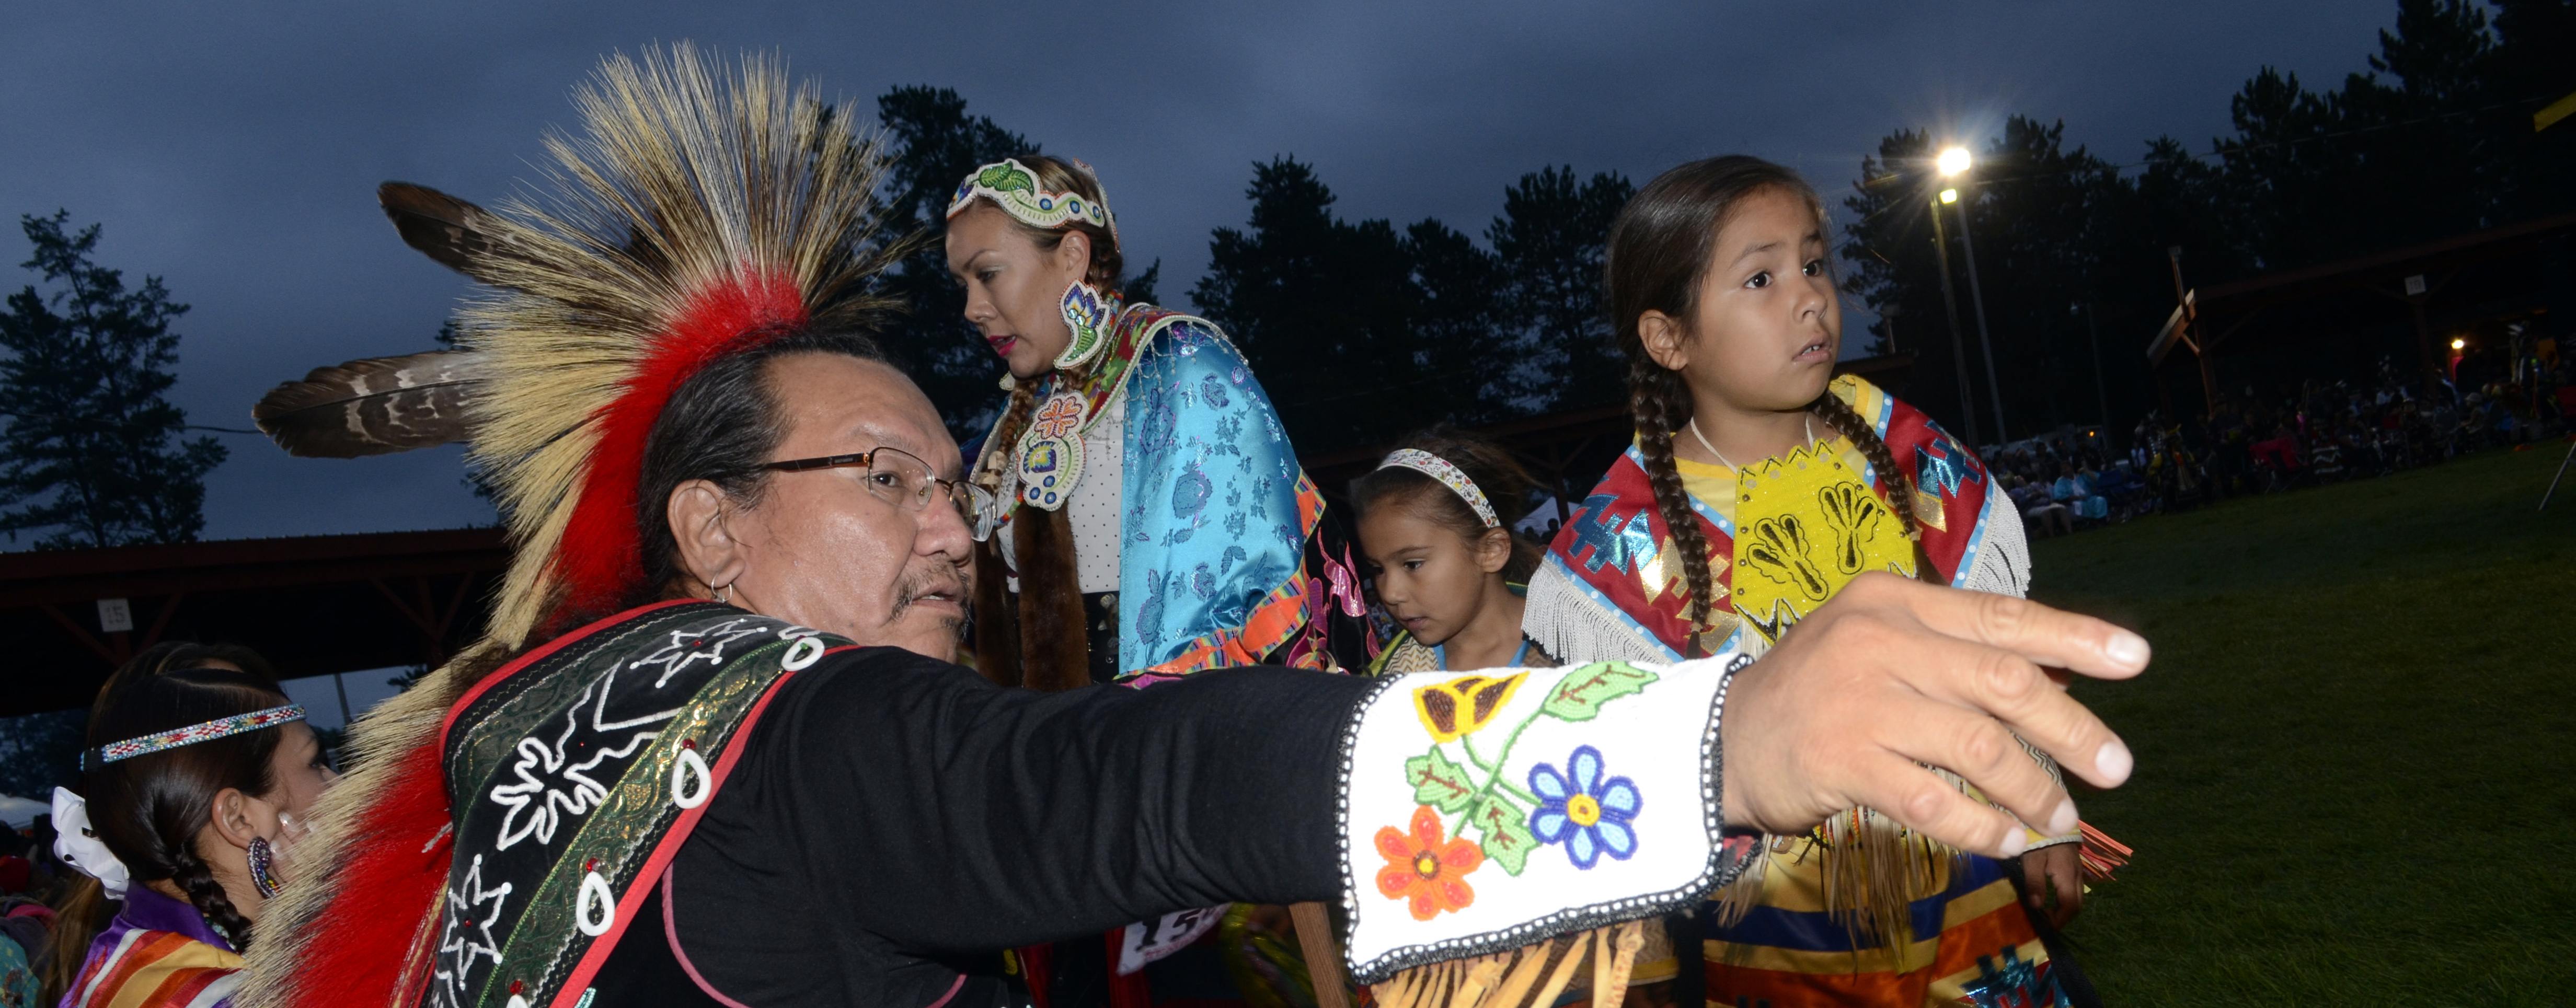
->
[[1927, 186, 1981, 446], [1940, 146, 2010, 445]]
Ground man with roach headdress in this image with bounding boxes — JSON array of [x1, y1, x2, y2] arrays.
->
[[236, 47, 2150, 1008]]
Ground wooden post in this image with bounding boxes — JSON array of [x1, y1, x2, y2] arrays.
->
[[1291, 901, 1352, 1008]]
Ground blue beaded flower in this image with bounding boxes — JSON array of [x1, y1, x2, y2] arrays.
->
[[1527, 745, 1640, 869]]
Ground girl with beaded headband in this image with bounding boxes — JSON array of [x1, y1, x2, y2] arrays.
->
[[945, 155, 1374, 688], [43, 642, 338, 1008], [946, 154, 1377, 1008], [1521, 155, 2102, 1007], [1349, 427, 1556, 674]]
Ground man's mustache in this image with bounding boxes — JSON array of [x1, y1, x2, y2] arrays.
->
[[891, 566, 970, 628]]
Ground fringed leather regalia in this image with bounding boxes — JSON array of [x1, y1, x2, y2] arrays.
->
[[1526, 375, 2115, 1007], [236, 47, 1754, 1008]]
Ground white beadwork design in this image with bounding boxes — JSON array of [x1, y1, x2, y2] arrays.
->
[[670, 746, 711, 809], [576, 870, 616, 937]]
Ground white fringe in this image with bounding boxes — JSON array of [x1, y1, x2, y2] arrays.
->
[[1520, 560, 1675, 665], [1955, 491, 2032, 597]]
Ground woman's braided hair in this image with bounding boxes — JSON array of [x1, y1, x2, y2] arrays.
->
[[1605, 156, 1929, 632], [42, 643, 289, 1003]]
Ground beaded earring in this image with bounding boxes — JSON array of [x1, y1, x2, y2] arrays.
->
[[1054, 280, 1113, 369], [247, 836, 284, 899]]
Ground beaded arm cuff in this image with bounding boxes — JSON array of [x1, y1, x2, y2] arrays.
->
[[1333, 654, 1759, 983]]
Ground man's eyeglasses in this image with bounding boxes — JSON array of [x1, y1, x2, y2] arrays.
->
[[764, 446, 1000, 542]]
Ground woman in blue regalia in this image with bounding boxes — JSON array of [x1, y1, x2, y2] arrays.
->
[[949, 154, 1372, 690], [946, 155, 1376, 1008]]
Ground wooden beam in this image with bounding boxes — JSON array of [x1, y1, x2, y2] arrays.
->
[[39, 603, 119, 665], [368, 577, 438, 639], [139, 592, 188, 651]]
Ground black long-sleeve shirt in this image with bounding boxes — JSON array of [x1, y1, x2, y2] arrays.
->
[[590, 645, 1376, 1006]]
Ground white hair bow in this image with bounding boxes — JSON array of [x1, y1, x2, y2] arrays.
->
[[51, 787, 130, 898]]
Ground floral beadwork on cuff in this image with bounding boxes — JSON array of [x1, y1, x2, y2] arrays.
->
[[1375, 806, 1484, 921], [1528, 746, 1641, 870], [1335, 653, 1749, 984]]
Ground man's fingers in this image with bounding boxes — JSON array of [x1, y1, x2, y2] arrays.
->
[[1843, 755, 2030, 860], [1893, 631, 2135, 791], [1876, 701, 2069, 834], [1869, 574, 2150, 680]]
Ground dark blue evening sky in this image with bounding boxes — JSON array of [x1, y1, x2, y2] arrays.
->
[[0, 0, 2393, 541]]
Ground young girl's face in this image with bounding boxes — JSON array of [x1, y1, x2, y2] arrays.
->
[[1359, 501, 1507, 647], [1642, 186, 1842, 413]]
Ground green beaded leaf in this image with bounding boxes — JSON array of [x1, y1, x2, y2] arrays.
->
[[1540, 662, 1661, 722], [977, 163, 1034, 193], [1469, 794, 1536, 876], [1404, 747, 1477, 814]]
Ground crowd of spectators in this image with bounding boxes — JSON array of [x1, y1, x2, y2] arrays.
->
[[1983, 356, 2575, 539]]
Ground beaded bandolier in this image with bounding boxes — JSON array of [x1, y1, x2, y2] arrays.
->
[[424, 603, 847, 1008]]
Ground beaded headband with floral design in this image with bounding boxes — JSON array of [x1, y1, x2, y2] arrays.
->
[[79, 703, 307, 771], [1378, 449, 1500, 528], [946, 157, 1119, 242]]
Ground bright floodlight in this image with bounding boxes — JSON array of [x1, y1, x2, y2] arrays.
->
[[2451, 338, 2466, 350], [1937, 146, 1972, 177], [1939, 188, 1960, 204]]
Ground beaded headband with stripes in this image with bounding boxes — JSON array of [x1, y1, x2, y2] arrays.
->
[[80, 703, 307, 772], [1378, 449, 1500, 528]]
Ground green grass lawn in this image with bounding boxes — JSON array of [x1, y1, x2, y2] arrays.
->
[[2032, 444, 2576, 1005]]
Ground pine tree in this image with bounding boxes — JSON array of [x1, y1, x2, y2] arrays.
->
[[1192, 158, 1419, 451], [0, 212, 225, 549], [870, 86, 1043, 439], [1489, 167, 1631, 413]]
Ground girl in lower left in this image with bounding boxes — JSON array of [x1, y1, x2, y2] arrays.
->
[[44, 642, 339, 1008]]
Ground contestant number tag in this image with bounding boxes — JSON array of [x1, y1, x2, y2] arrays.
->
[[1116, 907, 1224, 976]]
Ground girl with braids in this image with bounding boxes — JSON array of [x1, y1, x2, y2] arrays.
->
[[44, 643, 337, 1008], [1523, 156, 2093, 1007], [1350, 427, 1555, 674], [945, 156, 1373, 1006]]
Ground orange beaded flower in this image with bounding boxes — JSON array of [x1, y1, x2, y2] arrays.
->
[[1375, 805, 1483, 921]]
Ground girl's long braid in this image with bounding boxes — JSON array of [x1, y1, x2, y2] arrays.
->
[[1629, 356, 1720, 634], [168, 848, 255, 949], [1808, 390, 1937, 577]]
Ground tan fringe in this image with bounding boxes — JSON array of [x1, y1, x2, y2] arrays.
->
[[1527, 933, 1590, 1008], [1481, 943, 1551, 1008], [1371, 962, 1419, 1008], [1601, 921, 1647, 1006], [1453, 954, 1509, 1008], [1709, 795, 1972, 968]]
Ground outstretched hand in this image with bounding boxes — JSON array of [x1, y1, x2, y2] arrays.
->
[[1716, 573, 2144, 859]]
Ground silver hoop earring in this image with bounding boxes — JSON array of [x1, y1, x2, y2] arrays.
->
[[712, 583, 731, 605]]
